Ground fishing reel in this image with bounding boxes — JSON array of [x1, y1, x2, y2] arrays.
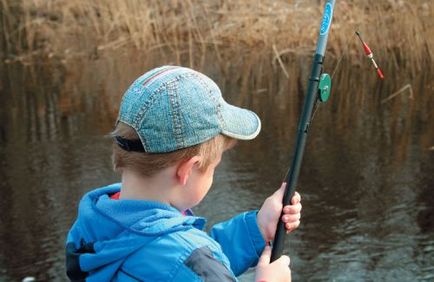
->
[[318, 73, 331, 102]]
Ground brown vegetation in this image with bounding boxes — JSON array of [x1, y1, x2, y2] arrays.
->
[[1, 0, 433, 68]]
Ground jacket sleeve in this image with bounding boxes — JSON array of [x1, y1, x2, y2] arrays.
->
[[172, 246, 238, 282], [209, 211, 266, 276]]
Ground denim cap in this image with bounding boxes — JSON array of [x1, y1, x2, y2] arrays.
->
[[117, 65, 261, 153]]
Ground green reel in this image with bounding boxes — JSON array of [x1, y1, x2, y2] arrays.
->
[[318, 73, 332, 102]]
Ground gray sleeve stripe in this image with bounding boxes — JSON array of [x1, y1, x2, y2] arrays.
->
[[184, 247, 236, 282]]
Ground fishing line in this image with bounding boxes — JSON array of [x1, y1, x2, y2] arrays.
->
[[331, 54, 344, 79]]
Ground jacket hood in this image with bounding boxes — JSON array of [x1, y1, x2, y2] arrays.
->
[[66, 183, 206, 281]]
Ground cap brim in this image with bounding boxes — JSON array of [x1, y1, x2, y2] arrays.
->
[[220, 102, 261, 140]]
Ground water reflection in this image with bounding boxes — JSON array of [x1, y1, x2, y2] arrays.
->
[[0, 51, 433, 281]]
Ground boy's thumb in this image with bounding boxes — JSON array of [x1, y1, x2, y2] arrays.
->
[[275, 255, 290, 267], [258, 245, 271, 266], [274, 182, 287, 199]]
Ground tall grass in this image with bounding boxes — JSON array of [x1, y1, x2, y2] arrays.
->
[[1, 0, 433, 69]]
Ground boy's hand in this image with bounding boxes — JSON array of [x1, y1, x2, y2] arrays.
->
[[257, 183, 301, 242], [255, 245, 291, 282]]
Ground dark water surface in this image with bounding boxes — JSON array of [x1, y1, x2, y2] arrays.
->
[[0, 53, 433, 281]]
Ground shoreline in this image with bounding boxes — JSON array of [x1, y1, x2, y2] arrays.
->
[[1, 1, 433, 67]]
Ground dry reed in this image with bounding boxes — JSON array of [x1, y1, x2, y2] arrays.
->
[[1, 0, 433, 70], [381, 84, 414, 104]]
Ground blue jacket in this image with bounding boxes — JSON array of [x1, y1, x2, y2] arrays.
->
[[66, 183, 266, 281]]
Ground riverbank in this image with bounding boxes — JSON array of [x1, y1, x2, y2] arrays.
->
[[1, 0, 433, 70]]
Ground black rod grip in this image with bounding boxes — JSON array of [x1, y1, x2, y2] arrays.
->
[[270, 54, 324, 262]]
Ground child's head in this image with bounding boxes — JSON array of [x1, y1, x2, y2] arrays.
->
[[111, 66, 261, 206], [112, 122, 236, 177]]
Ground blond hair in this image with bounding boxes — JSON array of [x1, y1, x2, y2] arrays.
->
[[112, 122, 236, 177]]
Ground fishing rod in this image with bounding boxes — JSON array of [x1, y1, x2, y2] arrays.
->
[[271, 0, 336, 262]]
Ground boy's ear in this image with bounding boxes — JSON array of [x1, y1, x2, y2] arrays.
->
[[176, 156, 201, 186]]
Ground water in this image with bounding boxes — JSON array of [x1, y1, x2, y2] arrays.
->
[[0, 52, 433, 281]]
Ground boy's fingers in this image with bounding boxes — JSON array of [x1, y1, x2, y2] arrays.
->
[[281, 213, 301, 222], [283, 203, 302, 214], [291, 192, 301, 205], [281, 192, 301, 213], [285, 221, 300, 230], [258, 245, 271, 266]]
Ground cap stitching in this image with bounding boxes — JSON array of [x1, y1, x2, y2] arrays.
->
[[133, 86, 160, 126], [140, 66, 178, 87], [195, 74, 225, 130], [129, 67, 181, 126], [167, 79, 185, 149], [133, 72, 197, 126], [132, 72, 196, 152]]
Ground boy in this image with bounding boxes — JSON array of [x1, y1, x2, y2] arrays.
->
[[66, 66, 301, 281]]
